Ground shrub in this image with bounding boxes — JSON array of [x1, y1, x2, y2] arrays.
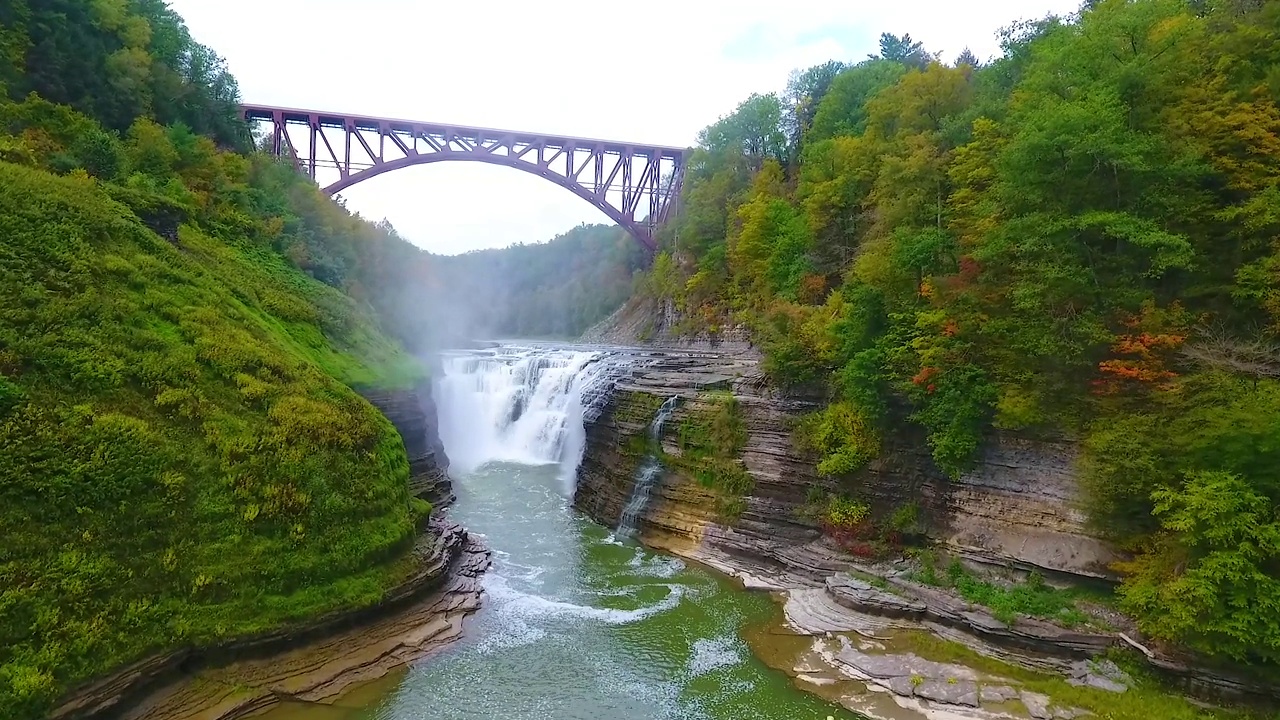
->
[[794, 401, 882, 476], [1117, 471, 1280, 664]]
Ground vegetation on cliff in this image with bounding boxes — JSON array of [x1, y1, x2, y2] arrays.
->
[[638, 0, 1280, 667], [671, 391, 754, 518], [0, 4, 438, 716]]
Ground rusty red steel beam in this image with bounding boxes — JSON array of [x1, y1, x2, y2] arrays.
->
[[241, 104, 686, 252]]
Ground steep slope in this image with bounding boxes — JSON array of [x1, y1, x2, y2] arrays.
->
[[0, 162, 429, 717]]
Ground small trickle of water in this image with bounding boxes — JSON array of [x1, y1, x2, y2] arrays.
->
[[618, 396, 679, 537]]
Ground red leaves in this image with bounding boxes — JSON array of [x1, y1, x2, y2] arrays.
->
[[912, 366, 941, 393], [1095, 331, 1186, 395], [911, 363, 942, 386]]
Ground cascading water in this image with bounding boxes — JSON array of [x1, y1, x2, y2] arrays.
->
[[433, 345, 620, 493], [251, 342, 861, 720], [617, 396, 679, 537]]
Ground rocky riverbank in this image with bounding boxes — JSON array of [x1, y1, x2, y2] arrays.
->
[[572, 348, 1278, 719], [50, 387, 490, 720]]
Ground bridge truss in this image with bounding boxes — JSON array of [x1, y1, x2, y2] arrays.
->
[[242, 105, 686, 250]]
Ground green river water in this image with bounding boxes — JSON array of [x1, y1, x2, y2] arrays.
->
[[259, 461, 861, 720]]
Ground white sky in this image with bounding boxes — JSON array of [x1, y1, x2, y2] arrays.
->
[[168, 0, 1081, 255]]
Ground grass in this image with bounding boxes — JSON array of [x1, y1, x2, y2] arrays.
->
[[0, 162, 427, 717], [611, 390, 667, 427], [889, 631, 1263, 720], [912, 555, 1095, 627]]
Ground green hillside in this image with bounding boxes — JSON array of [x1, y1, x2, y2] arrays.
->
[[0, 3, 435, 716]]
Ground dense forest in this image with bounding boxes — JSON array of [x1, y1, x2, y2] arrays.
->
[[640, 0, 1280, 667], [0, 2, 450, 716]]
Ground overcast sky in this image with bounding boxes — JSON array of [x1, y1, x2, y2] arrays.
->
[[168, 0, 1081, 255]]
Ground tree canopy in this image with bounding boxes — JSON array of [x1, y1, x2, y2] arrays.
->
[[642, 0, 1280, 667]]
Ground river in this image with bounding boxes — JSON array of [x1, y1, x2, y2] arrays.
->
[[260, 344, 861, 720]]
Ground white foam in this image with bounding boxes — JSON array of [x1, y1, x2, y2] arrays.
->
[[687, 636, 745, 677], [434, 347, 619, 495], [483, 573, 685, 627], [471, 615, 548, 653], [628, 549, 687, 579]]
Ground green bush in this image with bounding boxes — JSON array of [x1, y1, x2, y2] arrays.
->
[[822, 496, 871, 529], [794, 401, 881, 476], [1117, 471, 1280, 664]]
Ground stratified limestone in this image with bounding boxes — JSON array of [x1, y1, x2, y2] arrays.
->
[[573, 347, 1280, 709], [825, 575, 927, 620], [363, 385, 455, 507], [104, 521, 490, 720], [574, 350, 1115, 590]]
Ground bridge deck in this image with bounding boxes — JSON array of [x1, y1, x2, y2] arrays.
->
[[240, 104, 687, 158]]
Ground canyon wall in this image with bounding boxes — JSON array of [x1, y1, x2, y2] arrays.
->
[[363, 385, 456, 508], [574, 352, 1118, 586]]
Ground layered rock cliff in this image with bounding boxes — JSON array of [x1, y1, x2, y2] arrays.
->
[[574, 349, 1277, 710], [573, 351, 1115, 586], [363, 385, 456, 508]]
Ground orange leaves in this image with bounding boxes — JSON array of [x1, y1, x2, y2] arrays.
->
[[1094, 302, 1190, 396], [919, 277, 936, 299], [912, 366, 940, 392], [1095, 331, 1186, 395], [798, 273, 828, 305]]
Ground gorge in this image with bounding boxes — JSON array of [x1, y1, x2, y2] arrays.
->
[[3, 1, 1278, 718], [223, 344, 866, 720], [118, 342, 1274, 720]]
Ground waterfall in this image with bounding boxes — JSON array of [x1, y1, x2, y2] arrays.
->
[[617, 396, 679, 537], [433, 345, 620, 493]]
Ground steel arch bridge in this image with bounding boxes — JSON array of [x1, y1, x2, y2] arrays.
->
[[242, 104, 687, 251]]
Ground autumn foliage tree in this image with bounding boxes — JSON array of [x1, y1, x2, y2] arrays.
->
[[637, 0, 1280, 666]]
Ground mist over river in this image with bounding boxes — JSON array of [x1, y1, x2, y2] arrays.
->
[[255, 344, 860, 720]]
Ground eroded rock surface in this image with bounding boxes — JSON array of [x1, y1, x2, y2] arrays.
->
[[1067, 659, 1131, 693], [364, 386, 455, 507], [574, 350, 1117, 591], [573, 347, 1280, 710], [826, 575, 927, 619]]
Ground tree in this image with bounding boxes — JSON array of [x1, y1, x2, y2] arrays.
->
[[1118, 471, 1280, 664], [954, 47, 980, 68], [874, 32, 934, 69], [807, 60, 907, 142], [698, 93, 787, 170], [785, 60, 847, 157]]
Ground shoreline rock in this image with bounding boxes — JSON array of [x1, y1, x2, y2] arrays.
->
[[572, 346, 1280, 716], [51, 518, 491, 720], [51, 385, 485, 720]]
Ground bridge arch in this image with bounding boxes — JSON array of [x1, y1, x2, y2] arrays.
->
[[242, 105, 686, 251]]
